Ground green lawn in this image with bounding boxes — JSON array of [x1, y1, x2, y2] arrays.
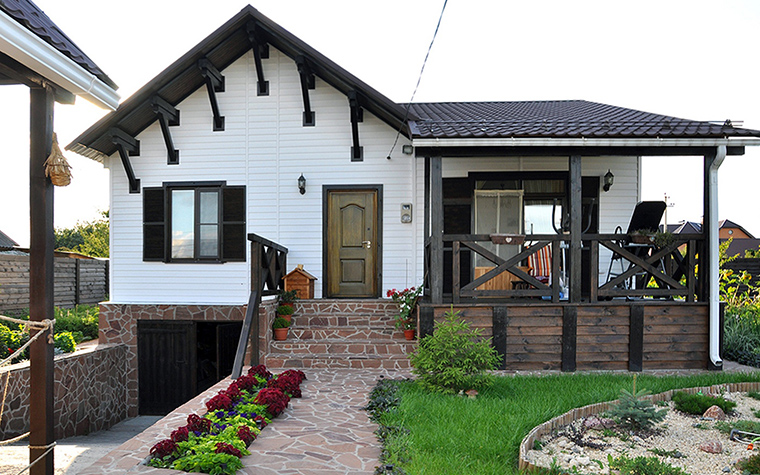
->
[[375, 372, 760, 474]]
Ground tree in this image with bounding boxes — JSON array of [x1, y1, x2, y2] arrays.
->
[[54, 211, 109, 258]]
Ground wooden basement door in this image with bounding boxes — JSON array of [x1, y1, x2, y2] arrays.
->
[[325, 188, 379, 298]]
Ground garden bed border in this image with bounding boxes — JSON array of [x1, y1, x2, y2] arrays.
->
[[518, 381, 760, 471]]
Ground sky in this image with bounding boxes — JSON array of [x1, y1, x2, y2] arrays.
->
[[1, 0, 759, 247]]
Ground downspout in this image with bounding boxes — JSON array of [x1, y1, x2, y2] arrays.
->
[[708, 145, 726, 368]]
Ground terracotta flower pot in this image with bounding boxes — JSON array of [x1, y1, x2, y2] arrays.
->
[[404, 329, 416, 340], [273, 327, 289, 341], [281, 314, 292, 323]]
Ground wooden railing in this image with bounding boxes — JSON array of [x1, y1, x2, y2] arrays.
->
[[231, 233, 288, 378], [435, 233, 704, 303]]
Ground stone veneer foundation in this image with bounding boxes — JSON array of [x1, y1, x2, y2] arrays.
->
[[0, 342, 128, 439], [98, 300, 277, 417]]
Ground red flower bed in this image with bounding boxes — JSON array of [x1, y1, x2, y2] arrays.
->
[[147, 365, 306, 474]]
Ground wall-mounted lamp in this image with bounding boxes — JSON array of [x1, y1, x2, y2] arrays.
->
[[402, 144, 414, 155], [297, 173, 306, 195], [603, 169, 614, 192]]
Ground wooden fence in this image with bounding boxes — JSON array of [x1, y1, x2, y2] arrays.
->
[[0, 255, 108, 314]]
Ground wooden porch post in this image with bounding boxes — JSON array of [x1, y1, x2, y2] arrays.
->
[[29, 85, 55, 475], [430, 156, 443, 304], [568, 155, 582, 302]]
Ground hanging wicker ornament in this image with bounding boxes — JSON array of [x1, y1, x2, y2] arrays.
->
[[44, 133, 72, 187]]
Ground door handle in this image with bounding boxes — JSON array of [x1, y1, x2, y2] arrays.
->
[[362, 240, 372, 249]]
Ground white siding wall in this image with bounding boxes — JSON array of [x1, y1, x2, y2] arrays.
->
[[107, 49, 419, 304]]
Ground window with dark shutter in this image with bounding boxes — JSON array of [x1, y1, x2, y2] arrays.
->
[[142, 183, 245, 263]]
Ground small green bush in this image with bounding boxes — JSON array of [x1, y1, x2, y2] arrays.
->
[[608, 454, 690, 475], [715, 419, 760, 435], [672, 391, 736, 415], [276, 305, 294, 316], [54, 305, 99, 341], [409, 308, 499, 393], [607, 387, 666, 432], [738, 453, 760, 475], [54, 332, 77, 353], [272, 317, 291, 329]]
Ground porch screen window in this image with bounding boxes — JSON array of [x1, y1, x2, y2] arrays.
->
[[143, 182, 245, 263], [473, 190, 523, 267]]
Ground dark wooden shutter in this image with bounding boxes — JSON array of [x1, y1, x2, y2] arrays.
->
[[143, 187, 166, 261], [222, 186, 245, 261]]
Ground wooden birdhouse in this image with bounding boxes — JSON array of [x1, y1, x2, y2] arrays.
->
[[283, 264, 317, 300]]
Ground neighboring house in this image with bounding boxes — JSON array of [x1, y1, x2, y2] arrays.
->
[[0, 229, 19, 251], [720, 219, 755, 240], [67, 6, 760, 413]]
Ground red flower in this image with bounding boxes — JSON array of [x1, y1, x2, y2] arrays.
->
[[150, 439, 178, 458], [170, 426, 189, 442], [234, 373, 260, 392], [237, 425, 256, 445], [248, 364, 273, 380], [205, 393, 233, 412], [214, 442, 242, 457], [186, 414, 212, 434], [255, 387, 290, 416]]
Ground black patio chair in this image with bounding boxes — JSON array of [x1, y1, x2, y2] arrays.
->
[[605, 201, 667, 291]]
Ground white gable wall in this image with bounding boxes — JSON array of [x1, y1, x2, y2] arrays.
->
[[106, 49, 420, 304]]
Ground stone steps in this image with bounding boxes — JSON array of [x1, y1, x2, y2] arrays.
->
[[264, 299, 416, 370]]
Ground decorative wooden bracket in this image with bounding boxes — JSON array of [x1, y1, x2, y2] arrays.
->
[[198, 58, 225, 131], [348, 90, 364, 161], [295, 55, 315, 126], [246, 21, 269, 96], [110, 128, 140, 193], [151, 96, 180, 165]]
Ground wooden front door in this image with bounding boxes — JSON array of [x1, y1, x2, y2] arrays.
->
[[325, 188, 380, 297]]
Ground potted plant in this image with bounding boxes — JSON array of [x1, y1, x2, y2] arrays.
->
[[272, 316, 291, 341], [629, 228, 657, 244], [276, 304, 295, 323], [278, 289, 299, 308], [387, 286, 423, 340]]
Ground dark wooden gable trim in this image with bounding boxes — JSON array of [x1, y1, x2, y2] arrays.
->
[[198, 58, 225, 131], [151, 96, 180, 165], [0, 53, 75, 104], [295, 55, 316, 126], [348, 90, 364, 161], [110, 128, 141, 193], [246, 21, 270, 96]]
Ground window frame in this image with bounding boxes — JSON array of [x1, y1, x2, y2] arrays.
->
[[142, 181, 245, 264]]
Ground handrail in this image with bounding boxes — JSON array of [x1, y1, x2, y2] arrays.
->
[[437, 233, 703, 303], [231, 234, 289, 379]]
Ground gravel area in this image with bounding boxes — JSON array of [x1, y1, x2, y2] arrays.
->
[[525, 392, 760, 475]]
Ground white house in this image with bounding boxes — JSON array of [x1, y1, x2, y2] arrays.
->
[[68, 5, 760, 415]]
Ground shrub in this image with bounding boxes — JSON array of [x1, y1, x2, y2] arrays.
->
[[724, 304, 760, 368], [272, 317, 291, 329], [607, 382, 666, 432], [54, 305, 99, 341], [672, 390, 736, 415], [715, 419, 760, 435], [737, 453, 760, 475], [53, 332, 77, 353], [608, 454, 690, 475], [409, 308, 499, 393], [276, 305, 294, 316]]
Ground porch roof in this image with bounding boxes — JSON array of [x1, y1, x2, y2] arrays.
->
[[407, 100, 760, 140]]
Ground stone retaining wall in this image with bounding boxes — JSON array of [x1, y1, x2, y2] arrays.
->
[[99, 300, 277, 417], [0, 343, 128, 440], [518, 381, 760, 472]]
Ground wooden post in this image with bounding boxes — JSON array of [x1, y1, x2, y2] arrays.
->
[[249, 240, 262, 366], [568, 155, 582, 303], [419, 305, 435, 338], [29, 85, 55, 475], [423, 157, 430, 294], [629, 305, 644, 372], [562, 306, 577, 372], [492, 306, 508, 370], [430, 156, 444, 304]]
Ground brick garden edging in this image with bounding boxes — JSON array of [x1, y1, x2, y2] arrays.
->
[[0, 343, 128, 439], [518, 381, 760, 472]]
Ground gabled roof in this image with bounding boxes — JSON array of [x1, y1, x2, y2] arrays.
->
[[67, 5, 409, 162], [407, 101, 760, 140], [0, 229, 19, 250], [719, 219, 755, 239], [672, 221, 702, 234], [0, 0, 116, 89]]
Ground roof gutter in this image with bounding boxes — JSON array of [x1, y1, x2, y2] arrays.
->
[[412, 137, 760, 148], [708, 145, 727, 369], [0, 10, 119, 110]]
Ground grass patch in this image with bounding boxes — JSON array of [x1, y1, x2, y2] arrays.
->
[[374, 372, 760, 474]]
